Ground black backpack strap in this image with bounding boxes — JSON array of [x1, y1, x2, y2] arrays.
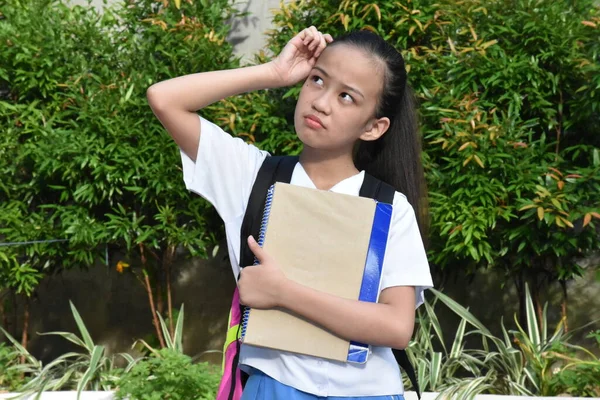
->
[[360, 173, 421, 400], [393, 348, 420, 399], [239, 155, 298, 271], [359, 173, 395, 204], [232, 155, 298, 397]]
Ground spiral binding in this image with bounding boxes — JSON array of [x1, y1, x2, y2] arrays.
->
[[241, 184, 276, 339]]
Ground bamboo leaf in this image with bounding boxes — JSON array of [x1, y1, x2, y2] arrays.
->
[[560, 216, 574, 228], [480, 39, 498, 49], [450, 317, 467, 358], [525, 284, 541, 349], [583, 213, 592, 227], [424, 300, 446, 352], [157, 312, 174, 349], [431, 288, 493, 336], [518, 204, 536, 211], [537, 207, 544, 220], [1, 327, 36, 363], [124, 83, 135, 102], [77, 345, 105, 397], [38, 331, 87, 349], [429, 351, 442, 390], [69, 301, 94, 350], [523, 367, 540, 391], [174, 304, 185, 352]]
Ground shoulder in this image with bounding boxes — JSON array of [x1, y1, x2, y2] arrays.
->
[[391, 191, 413, 217]]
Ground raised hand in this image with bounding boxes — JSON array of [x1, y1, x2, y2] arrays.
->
[[269, 26, 334, 87]]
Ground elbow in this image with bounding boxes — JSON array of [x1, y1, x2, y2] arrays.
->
[[146, 84, 168, 115], [393, 335, 411, 351], [388, 323, 414, 350]]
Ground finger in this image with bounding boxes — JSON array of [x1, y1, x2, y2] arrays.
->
[[247, 235, 268, 262], [301, 27, 314, 46], [308, 26, 321, 51], [324, 33, 334, 43], [314, 32, 327, 58]]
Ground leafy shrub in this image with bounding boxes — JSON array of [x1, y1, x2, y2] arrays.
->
[[1, 301, 135, 397], [409, 287, 600, 398], [548, 330, 600, 397], [0, 342, 27, 391], [0, 0, 246, 345], [114, 348, 220, 400], [264, 0, 600, 324]]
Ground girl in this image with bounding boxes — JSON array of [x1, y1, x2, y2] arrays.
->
[[147, 26, 433, 400]]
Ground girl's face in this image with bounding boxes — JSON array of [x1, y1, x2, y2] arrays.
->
[[294, 44, 390, 157]]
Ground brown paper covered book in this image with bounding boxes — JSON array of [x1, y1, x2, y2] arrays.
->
[[240, 182, 393, 363]]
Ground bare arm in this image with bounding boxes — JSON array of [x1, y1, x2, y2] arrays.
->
[[240, 236, 416, 350], [146, 64, 281, 161], [280, 281, 416, 349], [146, 26, 333, 161]]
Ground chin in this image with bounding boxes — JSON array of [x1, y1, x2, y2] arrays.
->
[[294, 120, 310, 143]]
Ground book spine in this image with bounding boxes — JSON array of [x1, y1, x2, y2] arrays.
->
[[347, 202, 393, 363], [241, 184, 276, 340]]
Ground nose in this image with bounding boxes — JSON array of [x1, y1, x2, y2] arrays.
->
[[311, 91, 332, 115]]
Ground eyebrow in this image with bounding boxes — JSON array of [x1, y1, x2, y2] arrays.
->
[[312, 66, 365, 99]]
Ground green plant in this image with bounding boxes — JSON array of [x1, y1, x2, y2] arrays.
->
[[135, 304, 185, 355], [406, 289, 531, 398], [0, 342, 28, 391], [114, 348, 220, 400], [547, 330, 600, 397], [131, 303, 222, 368], [2, 301, 137, 398], [404, 285, 599, 399], [0, 0, 244, 349]]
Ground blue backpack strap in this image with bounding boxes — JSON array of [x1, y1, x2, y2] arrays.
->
[[359, 173, 421, 400]]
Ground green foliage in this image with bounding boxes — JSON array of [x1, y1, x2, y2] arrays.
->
[[134, 304, 186, 355], [114, 303, 220, 399], [114, 348, 220, 400], [405, 287, 600, 398], [0, 342, 28, 391], [547, 330, 600, 397], [264, 0, 600, 296], [1, 301, 137, 397], [0, 0, 246, 342]]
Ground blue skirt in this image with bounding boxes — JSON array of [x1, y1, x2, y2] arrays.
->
[[241, 369, 405, 400]]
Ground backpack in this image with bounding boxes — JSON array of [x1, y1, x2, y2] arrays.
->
[[216, 155, 421, 400]]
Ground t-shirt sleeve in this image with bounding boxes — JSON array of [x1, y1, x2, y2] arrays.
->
[[380, 193, 433, 309], [180, 115, 268, 222]]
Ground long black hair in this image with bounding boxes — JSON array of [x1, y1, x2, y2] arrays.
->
[[331, 30, 429, 242]]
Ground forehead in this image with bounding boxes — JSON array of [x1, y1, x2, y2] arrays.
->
[[315, 44, 384, 98]]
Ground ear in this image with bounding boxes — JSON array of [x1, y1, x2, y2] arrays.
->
[[359, 117, 390, 142]]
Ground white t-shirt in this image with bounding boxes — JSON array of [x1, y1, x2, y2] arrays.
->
[[181, 116, 434, 397]]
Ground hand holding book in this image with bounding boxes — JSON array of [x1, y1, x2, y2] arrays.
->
[[238, 235, 288, 310]]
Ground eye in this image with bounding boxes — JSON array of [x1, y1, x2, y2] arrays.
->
[[311, 75, 324, 86], [340, 92, 354, 103]]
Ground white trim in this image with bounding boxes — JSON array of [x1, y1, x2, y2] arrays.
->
[[0, 392, 597, 400]]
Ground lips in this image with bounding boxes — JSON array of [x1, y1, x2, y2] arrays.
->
[[304, 114, 325, 129]]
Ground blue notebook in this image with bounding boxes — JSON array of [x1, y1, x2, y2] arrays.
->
[[240, 182, 393, 363]]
